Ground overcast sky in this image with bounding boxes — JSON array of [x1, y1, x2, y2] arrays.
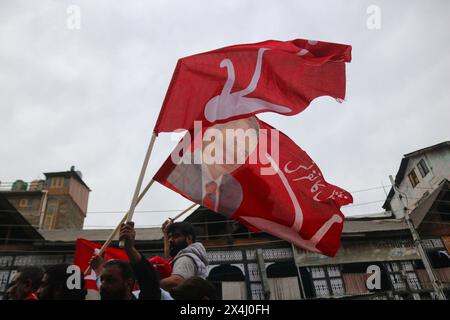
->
[[1, 0, 449, 229]]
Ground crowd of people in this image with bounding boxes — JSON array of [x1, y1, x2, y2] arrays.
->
[[4, 220, 217, 300]]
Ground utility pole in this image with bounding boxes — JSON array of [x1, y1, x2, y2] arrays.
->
[[389, 175, 446, 300]]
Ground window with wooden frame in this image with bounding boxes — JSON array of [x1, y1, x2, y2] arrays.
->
[[408, 169, 420, 188], [18, 198, 29, 208], [44, 212, 56, 230], [44, 201, 58, 230], [50, 177, 64, 188], [384, 261, 422, 296], [417, 159, 430, 178], [308, 265, 345, 298]]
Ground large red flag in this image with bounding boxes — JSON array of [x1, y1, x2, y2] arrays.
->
[[154, 39, 351, 134], [74, 238, 129, 294], [153, 117, 352, 256]]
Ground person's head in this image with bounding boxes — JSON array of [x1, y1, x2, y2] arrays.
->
[[6, 267, 43, 300], [166, 222, 196, 257], [99, 260, 135, 300], [170, 277, 217, 300], [37, 264, 86, 300]]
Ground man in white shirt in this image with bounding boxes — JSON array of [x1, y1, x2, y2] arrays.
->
[[160, 221, 208, 292]]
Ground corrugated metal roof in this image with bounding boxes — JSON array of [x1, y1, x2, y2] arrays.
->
[[39, 227, 163, 242], [404, 141, 450, 158], [342, 218, 408, 234], [0, 193, 44, 240], [345, 180, 448, 234], [37, 182, 448, 242]]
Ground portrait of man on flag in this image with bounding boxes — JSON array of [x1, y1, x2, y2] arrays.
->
[[154, 116, 353, 257]]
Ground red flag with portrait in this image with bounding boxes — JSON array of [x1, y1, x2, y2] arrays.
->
[[154, 117, 352, 256]]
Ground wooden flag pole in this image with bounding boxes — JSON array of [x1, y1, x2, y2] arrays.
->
[[126, 131, 157, 223], [84, 200, 198, 276], [119, 131, 157, 248], [84, 179, 155, 275], [162, 203, 198, 260], [171, 203, 198, 222]]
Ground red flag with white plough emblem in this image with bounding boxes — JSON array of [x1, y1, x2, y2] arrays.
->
[[152, 38, 352, 256], [77, 38, 352, 265], [154, 39, 351, 134]]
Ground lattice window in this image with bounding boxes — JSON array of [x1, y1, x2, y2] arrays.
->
[[406, 272, 422, 291], [308, 265, 345, 298], [393, 239, 415, 248], [330, 278, 345, 296], [417, 159, 430, 178], [327, 265, 341, 277], [0, 270, 10, 292], [0, 256, 13, 267], [400, 261, 414, 272], [421, 240, 433, 250], [390, 274, 406, 290], [310, 266, 325, 279], [246, 250, 256, 260], [386, 262, 400, 273], [262, 248, 293, 260], [422, 239, 444, 250], [431, 239, 444, 248], [250, 283, 264, 300], [13, 256, 32, 266], [207, 250, 243, 263], [13, 255, 64, 266], [313, 280, 330, 297], [247, 263, 261, 282], [385, 260, 423, 295]]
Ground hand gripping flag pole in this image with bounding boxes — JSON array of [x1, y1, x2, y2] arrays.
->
[[84, 187, 198, 275], [84, 178, 155, 276]]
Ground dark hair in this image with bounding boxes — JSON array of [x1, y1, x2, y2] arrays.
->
[[44, 264, 86, 300], [17, 266, 44, 291], [167, 222, 196, 242], [170, 277, 217, 300], [103, 260, 135, 281]]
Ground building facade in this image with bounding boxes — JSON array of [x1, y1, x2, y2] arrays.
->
[[383, 141, 450, 218], [0, 143, 449, 300], [0, 167, 90, 230]]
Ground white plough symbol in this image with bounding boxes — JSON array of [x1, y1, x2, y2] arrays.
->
[[204, 48, 292, 122]]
